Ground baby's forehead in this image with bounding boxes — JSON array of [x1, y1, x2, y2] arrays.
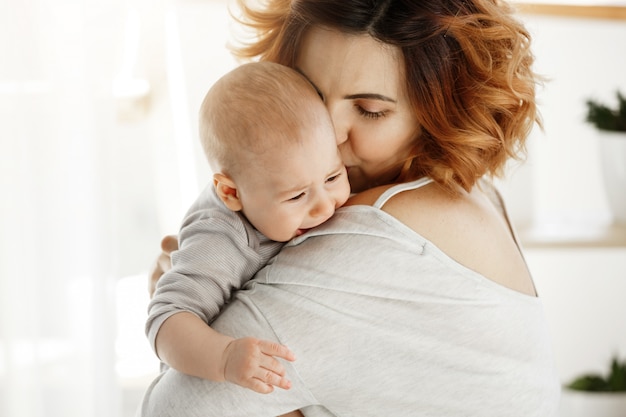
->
[[244, 125, 333, 164], [238, 131, 310, 165], [250, 110, 330, 147]]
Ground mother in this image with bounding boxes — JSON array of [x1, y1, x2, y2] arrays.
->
[[141, 0, 560, 415]]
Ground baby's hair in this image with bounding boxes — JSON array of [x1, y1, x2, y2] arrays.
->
[[199, 61, 324, 178]]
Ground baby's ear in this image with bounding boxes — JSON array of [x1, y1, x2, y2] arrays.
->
[[213, 173, 243, 212]]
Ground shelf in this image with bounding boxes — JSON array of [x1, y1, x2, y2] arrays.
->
[[514, 1, 626, 20], [518, 218, 626, 248]]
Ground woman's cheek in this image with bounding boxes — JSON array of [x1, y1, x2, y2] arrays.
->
[[351, 126, 379, 159]]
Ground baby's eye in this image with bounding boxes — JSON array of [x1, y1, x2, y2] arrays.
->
[[289, 192, 305, 201], [357, 106, 387, 120], [326, 173, 341, 183]]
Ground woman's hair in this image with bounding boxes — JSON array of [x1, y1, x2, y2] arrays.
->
[[232, 0, 542, 193], [199, 61, 324, 178]]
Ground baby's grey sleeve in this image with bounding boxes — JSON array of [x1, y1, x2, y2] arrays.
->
[[145, 214, 268, 354]]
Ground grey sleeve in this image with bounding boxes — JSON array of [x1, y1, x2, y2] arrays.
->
[[145, 212, 273, 353]]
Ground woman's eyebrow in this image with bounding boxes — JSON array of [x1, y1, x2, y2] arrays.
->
[[344, 93, 396, 103], [294, 68, 396, 103]]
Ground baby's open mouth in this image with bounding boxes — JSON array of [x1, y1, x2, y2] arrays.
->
[[295, 228, 310, 236]]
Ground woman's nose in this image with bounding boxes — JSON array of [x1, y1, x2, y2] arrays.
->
[[327, 103, 348, 146], [333, 123, 348, 146]]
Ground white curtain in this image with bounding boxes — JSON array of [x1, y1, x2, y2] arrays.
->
[[0, 0, 238, 415], [0, 0, 169, 416]]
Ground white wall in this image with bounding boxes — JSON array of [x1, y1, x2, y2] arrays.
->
[[503, 13, 626, 223], [507, 12, 626, 386], [527, 248, 626, 383]]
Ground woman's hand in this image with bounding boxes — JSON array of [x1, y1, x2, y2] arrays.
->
[[222, 337, 296, 394], [148, 235, 179, 297]]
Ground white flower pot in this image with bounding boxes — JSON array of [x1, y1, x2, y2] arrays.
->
[[561, 389, 626, 417], [598, 131, 626, 224]]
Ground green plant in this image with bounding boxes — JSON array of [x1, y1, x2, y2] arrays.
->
[[567, 356, 626, 392], [585, 91, 626, 132]]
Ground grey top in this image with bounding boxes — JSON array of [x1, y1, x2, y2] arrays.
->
[[146, 184, 284, 353], [139, 179, 560, 417]]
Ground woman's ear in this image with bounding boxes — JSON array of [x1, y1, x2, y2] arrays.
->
[[213, 173, 243, 212]]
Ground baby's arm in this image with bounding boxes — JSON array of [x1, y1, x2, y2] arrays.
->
[[156, 311, 296, 393]]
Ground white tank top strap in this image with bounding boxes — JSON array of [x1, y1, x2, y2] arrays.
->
[[372, 177, 435, 209]]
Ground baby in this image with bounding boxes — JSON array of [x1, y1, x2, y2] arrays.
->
[[146, 62, 350, 394]]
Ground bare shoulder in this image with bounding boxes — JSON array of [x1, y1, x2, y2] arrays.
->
[[379, 182, 536, 296], [379, 181, 457, 230], [343, 181, 453, 223], [343, 184, 396, 207], [344, 180, 445, 208], [344, 181, 460, 241]]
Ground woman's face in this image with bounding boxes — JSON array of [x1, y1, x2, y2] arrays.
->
[[295, 27, 420, 193]]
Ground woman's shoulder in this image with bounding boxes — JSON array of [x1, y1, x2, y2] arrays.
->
[[377, 180, 458, 233], [343, 179, 506, 238], [343, 184, 396, 207], [376, 179, 536, 297], [343, 180, 456, 246], [344, 178, 437, 208]]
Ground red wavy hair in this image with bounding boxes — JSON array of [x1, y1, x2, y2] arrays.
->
[[231, 0, 542, 193]]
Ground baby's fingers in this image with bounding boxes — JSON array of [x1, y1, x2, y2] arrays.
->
[[258, 340, 296, 362], [254, 369, 293, 391], [223, 338, 295, 393], [247, 379, 275, 394]]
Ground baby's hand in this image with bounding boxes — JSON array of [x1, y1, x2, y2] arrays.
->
[[222, 337, 296, 394]]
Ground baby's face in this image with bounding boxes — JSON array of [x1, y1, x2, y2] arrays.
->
[[237, 120, 350, 242]]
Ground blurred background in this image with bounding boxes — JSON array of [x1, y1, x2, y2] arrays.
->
[[1, 0, 625, 416]]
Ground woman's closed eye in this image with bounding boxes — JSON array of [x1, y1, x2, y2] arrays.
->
[[356, 105, 388, 120]]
